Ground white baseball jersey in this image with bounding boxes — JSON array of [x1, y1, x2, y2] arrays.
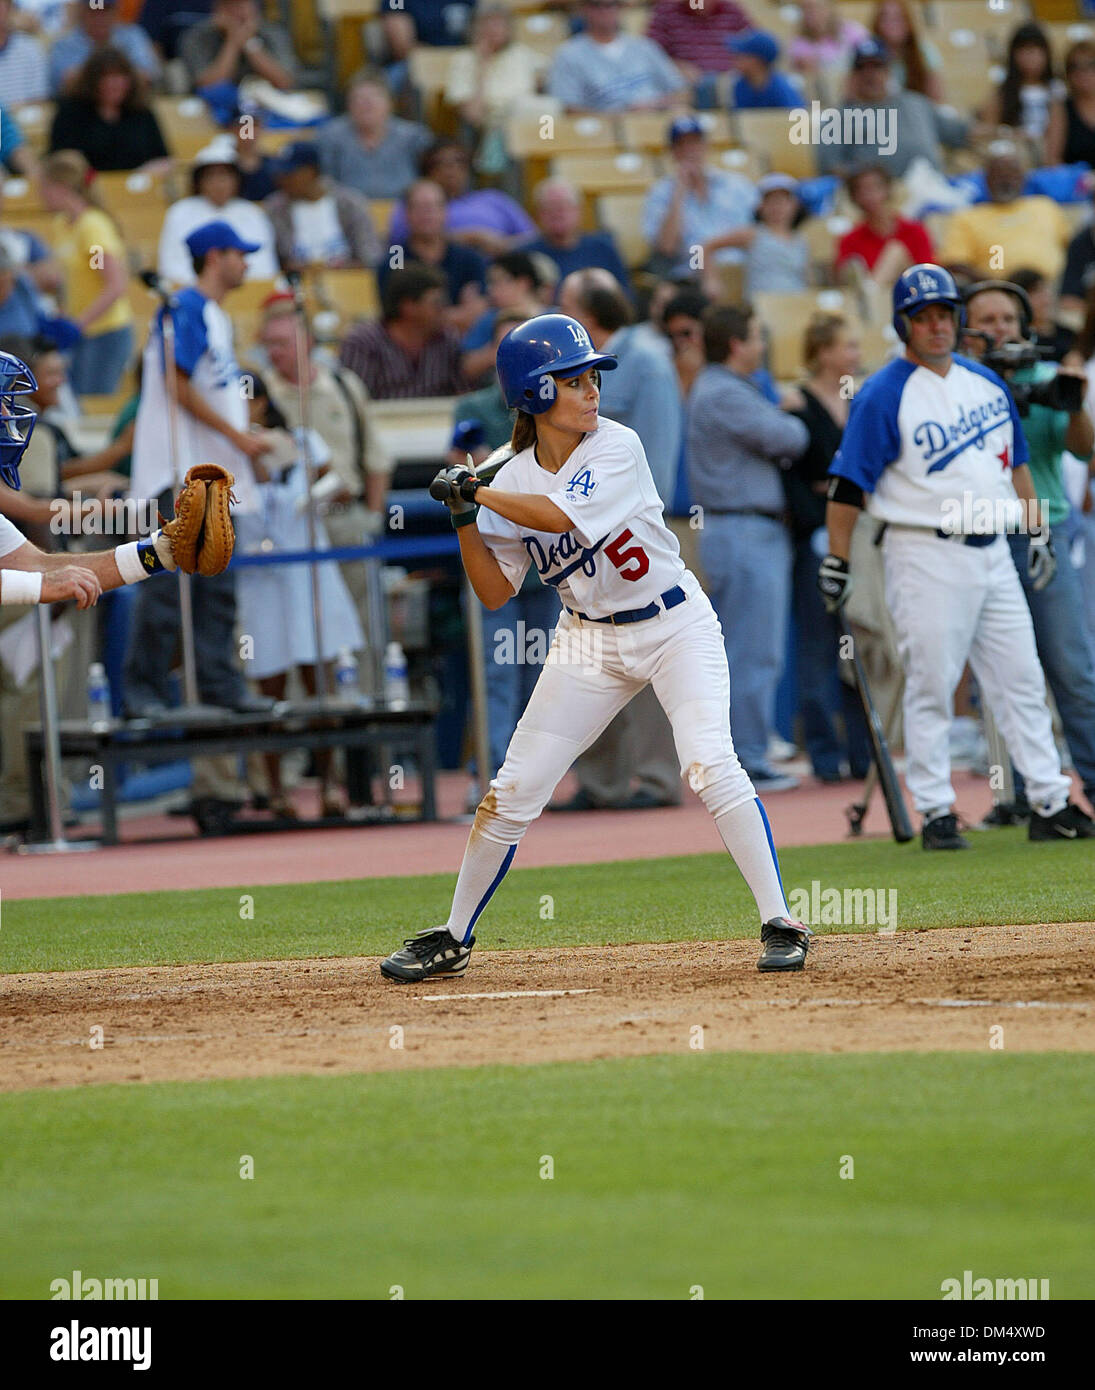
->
[[0, 512, 27, 560], [829, 353, 1029, 529], [476, 416, 685, 619], [130, 287, 258, 514]]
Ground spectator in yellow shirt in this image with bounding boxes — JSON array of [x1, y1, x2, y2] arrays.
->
[[938, 144, 1072, 284], [39, 149, 134, 396]]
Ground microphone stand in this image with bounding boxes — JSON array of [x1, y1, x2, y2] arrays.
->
[[287, 271, 329, 706]]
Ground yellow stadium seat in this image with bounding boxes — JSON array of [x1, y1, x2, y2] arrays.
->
[[753, 289, 858, 378], [9, 100, 54, 156], [596, 192, 651, 269], [618, 5, 653, 37], [312, 267, 380, 321], [151, 96, 219, 161], [619, 110, 734, 153], [552, 151, 661, 195], [926, 0, 1027, 59], [507, 112, 619, 160], [711, 146, 764, 181], [734, 109, 818, 179], [514, 12, 568, 54]]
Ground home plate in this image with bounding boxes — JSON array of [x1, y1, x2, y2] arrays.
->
[[421, 988, 601, 1002]]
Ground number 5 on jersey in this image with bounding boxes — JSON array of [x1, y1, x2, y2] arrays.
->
[[605, 528, 650, 581]]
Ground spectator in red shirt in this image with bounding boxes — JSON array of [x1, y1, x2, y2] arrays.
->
[[834, 164, 932, 296], [647, 0, 753, 107]]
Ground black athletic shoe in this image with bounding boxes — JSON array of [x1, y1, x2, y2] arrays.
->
[[380, 928, 475, 982], [922, 813, 971, 850], [1028, 802, 1095, 842], [977, 800, 1030, 829], [757, 918, 812, 973]]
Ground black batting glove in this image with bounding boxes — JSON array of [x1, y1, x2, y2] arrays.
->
[[818, 554, 852, 614]]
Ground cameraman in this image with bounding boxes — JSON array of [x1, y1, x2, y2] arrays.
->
[[963, 280, 1095, 820]]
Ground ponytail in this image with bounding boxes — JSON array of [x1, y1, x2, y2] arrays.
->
[[510, 411, 537, 453]]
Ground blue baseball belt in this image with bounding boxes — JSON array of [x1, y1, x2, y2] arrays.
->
[[565, 584, 687, 625]]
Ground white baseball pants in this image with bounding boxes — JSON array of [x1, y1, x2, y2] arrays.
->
[[443, 571, 791, 943], [882, 528, 1071, 817]]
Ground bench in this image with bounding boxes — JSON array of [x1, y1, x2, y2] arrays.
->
[[24, 700, 438, 846]]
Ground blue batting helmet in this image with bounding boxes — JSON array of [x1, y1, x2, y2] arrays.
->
[[0, 351, 38, 491], [892, 263, 964, 342], [496, 314, 618, 415]]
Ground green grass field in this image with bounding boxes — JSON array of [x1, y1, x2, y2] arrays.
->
[[3, 1055, 1091, 1300], [2, 829, 1091, 974], [3, 834, 1092, 1300]]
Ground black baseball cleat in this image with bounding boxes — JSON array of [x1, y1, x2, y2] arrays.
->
[[380, 928, 475, 982], [1028, 802, 1095, 841], [922, 813, 971, 850], [757, 918, 812, 973]]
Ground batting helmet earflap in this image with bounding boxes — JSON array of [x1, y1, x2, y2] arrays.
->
[[0, 350, 38, 492], [892, 263, 964, 343], [961, 279, 1034, 338], [496, 313, 618, 416]]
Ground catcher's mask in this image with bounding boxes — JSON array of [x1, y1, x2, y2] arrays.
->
[[0, 351, 38, 492]]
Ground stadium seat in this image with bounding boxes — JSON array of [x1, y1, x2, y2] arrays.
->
[[151, 96, 219, 161], [369, 396, 459, 466], [408, 45, 470, 133], [9, 100, 53, 157], [94, 172, 173, 273], [596, 192, 651, 269], [619, 110, 734, 153], [802, 216, 855, 286], [311, 267, 380, 322], [711, 146, 763, 181], [508, 113, 617, 201], [1044, 20, 1095, 64], [926, 0, 1028, 59], [552, 152, 661, 193], [753, 288, 857, 377], [733, 110, 818, 179], [514, 13, 568, 55]]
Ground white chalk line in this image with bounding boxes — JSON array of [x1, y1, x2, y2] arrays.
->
[[420, 988, 601, 1002]]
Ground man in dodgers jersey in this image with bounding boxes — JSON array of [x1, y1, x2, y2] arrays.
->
[[124, 219, 275, 720], [380, 313, 812, 981], [819, 263, 1094, 848]]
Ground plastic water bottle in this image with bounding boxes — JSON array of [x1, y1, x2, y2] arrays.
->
[[334, 647, 360, 704], [87, 662, 111, 731], [384, 641, 410, 710]]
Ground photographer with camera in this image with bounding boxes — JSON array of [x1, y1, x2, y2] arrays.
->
[[963, 279, 1095, 823]]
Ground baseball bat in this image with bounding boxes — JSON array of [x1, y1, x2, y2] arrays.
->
[[838, 615, 914, 843], [846, 670, 905, 837], [429, 446, 514, 502]]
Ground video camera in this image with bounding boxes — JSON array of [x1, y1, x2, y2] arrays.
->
[[962, 278, 1084, 416], [980, 341, 1084, 416]]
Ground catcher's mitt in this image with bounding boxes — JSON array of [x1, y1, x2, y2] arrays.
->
[[162, 463, 237, 576]]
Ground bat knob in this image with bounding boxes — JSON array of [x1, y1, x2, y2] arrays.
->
[[429, 477, 452, 503]]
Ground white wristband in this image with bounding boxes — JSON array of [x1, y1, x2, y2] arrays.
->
[[114, 541, 150, 586], [1, 569, 43, 604]]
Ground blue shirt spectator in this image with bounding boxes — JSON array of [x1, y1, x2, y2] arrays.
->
[[643, 117, 757, 274], [49, 3, 161, 96], [523, 178, 632, 293], [381, 0, 474, 46], [0, 266, 40, 338], [0, 103, 26, 173], [0, 3, 48, 105], [726, 29, 803, 110], [549, 0, 686, 112]]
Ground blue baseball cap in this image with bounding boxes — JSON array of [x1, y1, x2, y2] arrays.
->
[[272, 140, 321, 177], [852, 37, 891, 67], [726, 30, 780, 64], [184, 220, 261, 258], [668, 115, 705, 144]]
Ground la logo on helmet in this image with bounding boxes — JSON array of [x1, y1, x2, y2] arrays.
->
[[567, 324, 591, 348]]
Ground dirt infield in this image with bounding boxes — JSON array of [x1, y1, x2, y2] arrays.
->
[[2, 923, 1091, 1091]]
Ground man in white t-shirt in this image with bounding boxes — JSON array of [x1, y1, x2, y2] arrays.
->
[[126, 220, 276, 736], [157, 140, 280, 287], [262, 140, 380, 274]]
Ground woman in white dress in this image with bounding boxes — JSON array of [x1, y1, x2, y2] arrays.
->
[[235, 374, 365, 817]]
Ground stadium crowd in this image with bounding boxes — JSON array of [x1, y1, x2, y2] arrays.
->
[[1, 0, 1094, 834]]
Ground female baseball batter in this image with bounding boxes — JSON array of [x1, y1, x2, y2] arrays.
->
[[380, 314, 810, 981]]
